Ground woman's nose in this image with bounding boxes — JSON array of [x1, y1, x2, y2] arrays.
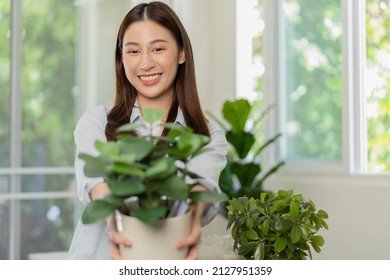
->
[[140, 53, 155, 71]]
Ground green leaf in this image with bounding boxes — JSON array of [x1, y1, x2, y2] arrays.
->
[[245, 229, 259, 240], [131, 206, 167, 224], [226, 131, 255, 159], [227, 198, 245, 213], [299, 210, 312, 222], [245, 217, 254, 229], [299, 225, 309, 239], [238, 241, 256, 257], [310, 235, 325, 247], [291, 224, 302, 243], [278, 189, 293, 198], [106, 178, 145, 197], [222, 99, 251, 132], [261, 219, 270, 235], [79, 153, 111, 177], [149, 176, 189, 200], [116, 123, 141, 133], [142, 107, 166, 124], [119, 137, 154, 160], [231, 162, 261, 188], [321, 219, 329, 230], [95, 141, 120, 158], [317, 209, 329, 219], [310, 242, 322, 253], [113, 154, 137, 165], [81, 200, 117, 224], [219, 161, 235, 198], [260, 192, 267, 203], [270, 200, 287, 214], [254, 243, 265, 260], [190, 191, 229, 203], [144, 157, 177, 179], [177, 132, 206, 156], [274, 219, 293, 232], [274, 236, 287, 252], [100, 193, 123, 205], [112, 162, 145, 177], [290, 201, 299, 219]]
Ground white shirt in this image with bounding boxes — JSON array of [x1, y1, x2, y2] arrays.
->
[[67, 104, 227, 259]]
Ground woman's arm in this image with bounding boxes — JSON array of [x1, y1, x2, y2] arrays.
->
[[185, 121, 228, 226], [73, 106, 108, 205]]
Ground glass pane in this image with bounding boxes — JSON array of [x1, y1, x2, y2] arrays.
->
[[282, 0, 342, 160], [21, 0, 77, 167], [366, 0, 390, 172], [21, 198, 78, 260], [0, 175, 9, 193], [251, 0, 267, 148], [0, 1, 11, 167], [0, 199, 9, 259], [21, 174, 75, 193], [238, 0, 267, 146]]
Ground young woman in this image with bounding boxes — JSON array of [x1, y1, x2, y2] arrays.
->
[[68, 1, 227, 260]]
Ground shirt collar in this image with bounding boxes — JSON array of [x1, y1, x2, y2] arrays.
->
[[130, 99, 186, 125], [130, 99, 142, 124]]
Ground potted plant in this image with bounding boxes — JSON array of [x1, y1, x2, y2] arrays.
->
[[209, 99, 285, 216], [226, 189, 329, 260], [78, 108, 227, 259]]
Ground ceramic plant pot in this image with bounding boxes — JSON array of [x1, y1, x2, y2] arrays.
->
[[118, 210, 192, 260]]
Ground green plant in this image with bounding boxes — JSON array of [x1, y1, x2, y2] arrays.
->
[[209, 99, 285, 216], [226, 189, 328, 260], [79, 108, 228, 225]]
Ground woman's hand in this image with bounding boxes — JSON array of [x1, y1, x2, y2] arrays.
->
[[176, 184, 208, 260], [90, 182, 131, 260], [106, 214, 132, 260]]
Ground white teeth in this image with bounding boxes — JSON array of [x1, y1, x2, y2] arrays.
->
[[139, 74, 161, 81]]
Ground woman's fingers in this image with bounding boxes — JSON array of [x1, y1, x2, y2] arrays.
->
[[106, 215, 131, 260], [176, 203, 203, 259], [184, 242, 200, 260], [109, 239, 125, 260]]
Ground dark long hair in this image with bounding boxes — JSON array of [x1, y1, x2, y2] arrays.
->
[[106, 1, 209, 141]]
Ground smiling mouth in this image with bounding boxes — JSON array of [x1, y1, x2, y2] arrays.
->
[[138, 74, 162, 81]]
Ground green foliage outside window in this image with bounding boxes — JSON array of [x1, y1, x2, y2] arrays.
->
[[366, 0, 390, 172]]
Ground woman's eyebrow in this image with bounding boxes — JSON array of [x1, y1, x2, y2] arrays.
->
[[124, 39, 169, 47]]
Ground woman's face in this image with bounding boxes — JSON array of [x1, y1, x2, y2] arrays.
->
[[122, 20, 185, 107]]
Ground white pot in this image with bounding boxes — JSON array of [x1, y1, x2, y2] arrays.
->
[[118, 210, 192, 260]]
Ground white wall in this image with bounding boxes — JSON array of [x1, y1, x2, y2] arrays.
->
[[174, 0, 237, 119], [78, 0, 129, 113]]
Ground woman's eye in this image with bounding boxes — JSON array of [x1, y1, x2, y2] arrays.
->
[[154, 48, 164, 52], [127, 50, 139, 54]]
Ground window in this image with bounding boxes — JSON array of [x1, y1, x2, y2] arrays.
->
[[282, 0, 342, 161], [365, 0, 390, 172], [237, 0, 389, 174], [0, 0, 79, 259]]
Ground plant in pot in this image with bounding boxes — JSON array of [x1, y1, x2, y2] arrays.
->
[[78, 108, 228, 259], [226, 189, 329, 260], [209, 98, 285, 217]]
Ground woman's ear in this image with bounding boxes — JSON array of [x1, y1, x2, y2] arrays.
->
[[178, 50, 186, 64]]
